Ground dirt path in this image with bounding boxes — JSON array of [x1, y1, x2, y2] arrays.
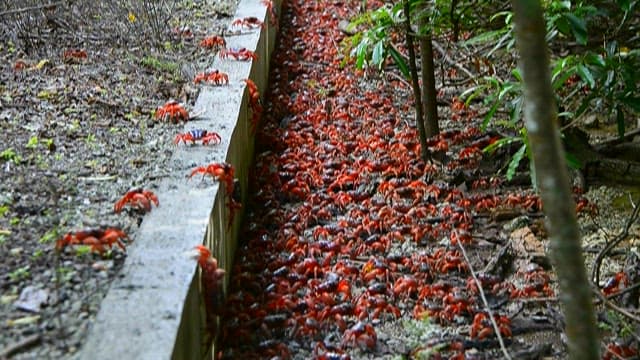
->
[[0, 1, 237, 358]]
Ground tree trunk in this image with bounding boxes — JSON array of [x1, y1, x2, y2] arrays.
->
[[419, 28, 439, 138], [403, 0, 429, 161], [511, 1, 600, 359]]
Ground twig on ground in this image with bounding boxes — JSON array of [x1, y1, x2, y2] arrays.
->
[[0, 2, 63, 17], [0, 334, 41, 359], [385, 71, 412, 89], [457, 241, 513, 360], [591, 197, 640, 285], [79, 175, 118, 182], [591, 284, 640, 325]]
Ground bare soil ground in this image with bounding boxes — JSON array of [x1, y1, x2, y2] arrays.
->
[[0, 0, 237, 358]]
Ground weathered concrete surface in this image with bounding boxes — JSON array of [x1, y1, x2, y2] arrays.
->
[[77, 0, 280, 359]]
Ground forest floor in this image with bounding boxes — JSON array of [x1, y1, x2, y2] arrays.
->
[[0, 0, 638, 360], [0, 0, 237, 358]]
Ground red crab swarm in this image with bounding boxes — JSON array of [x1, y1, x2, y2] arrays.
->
[[217, 0, 595, 358]]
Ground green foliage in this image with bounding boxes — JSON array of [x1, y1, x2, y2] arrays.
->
[[0, 205, 9, 217], [140, 56, 179, 74], [39, 228, 59, 244], [0, 148, 21, 164], [603, 309, 636, 338], [56, 266, 75, 283], [573, 42, 640, 137], [26, 136, 38, 149], [462, 0, 638, 181], [9, 266, 30, 282], [75, 245, 93, 256], [345, 2, 408, 76]]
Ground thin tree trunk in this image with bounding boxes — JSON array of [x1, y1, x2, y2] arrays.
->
[[511, 1, 600, 359], [420, 28, 439, 138], [403, 0, 429, 161]]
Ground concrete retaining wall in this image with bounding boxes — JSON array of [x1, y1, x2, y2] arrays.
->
[[77, 1, 279, 359]]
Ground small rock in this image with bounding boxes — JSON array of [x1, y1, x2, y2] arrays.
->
[[14, 286, 49, 313]]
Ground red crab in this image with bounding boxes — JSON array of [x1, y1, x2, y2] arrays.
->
[[56, 228, 128, 255], [63, 49, 87, 62], [314, 342, 350, 360], [341, 321, 377, 350], [199, 35, 226, 49], [188, 162, 235, 193], [244, 79, 262, 132], [114, 188, 159, 213], [14, 60, 28, 71], [194, 69, 229, 85], [470, 312, 512, 339], [155, 100, 189, 123], [188, 245, 226, 345], [220, 47, 258, 61], [231, 16, 264, 29], [261, 0, 277, 26], [171, 25, 194, 39], [174, 129, 222, 145]]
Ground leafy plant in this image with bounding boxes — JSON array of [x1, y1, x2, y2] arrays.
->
[[345, 3, 408, 75], [0, 205, 9, 217], [75, 245, 93, 256], [140, 56, 179, 74], [39, 228, 59, 244], [26, 136, 38, 149], [573, 42, 640, 137], [458, 0, 624, 181], [56, 266, 75, 283], [9, 266, 30, 281], [1, 148, 21, 164]]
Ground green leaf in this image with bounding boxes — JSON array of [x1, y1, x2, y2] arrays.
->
[[459, 85, 484, 106], [565, 151, 582, 169], [481, 101, 499, 131], [355, 41, 368, 69], [371, 41, 384, 68], [577, 64, 595, 88], [584, 53, 605, 67], [511, 68, 522, 82], [564, 13, 587, 45], [617, 0, 631, 11], [463, 29, 507, 46], [507, 144, 527, 181], [552, 68, 576, 90], [388, 47, 410, 79], [39, 228, 59, 244], [483, 136, 521, 155]]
